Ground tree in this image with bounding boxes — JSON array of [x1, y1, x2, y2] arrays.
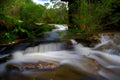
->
[[42, 1, 68, 24], [69, 0, 119, 33]]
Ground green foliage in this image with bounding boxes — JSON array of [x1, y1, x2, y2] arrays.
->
[[12, 22, 32, 38], [4, 32, 17, 40], [0, 14, 17, 31], [101, 0, 120, 29], [0, 32, 17, 42], [42, 2, 68, 24], [69, 0, 119, 34], [37, 24, 54, 31], [20, 3, 45, 22], [0, 0, 68, 43], [35, 24, 54, 36], [66, 0, 120, 40]]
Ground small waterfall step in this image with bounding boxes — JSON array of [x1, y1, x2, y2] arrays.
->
[[24, 42, 66, 53]]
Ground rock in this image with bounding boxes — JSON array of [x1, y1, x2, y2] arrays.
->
[[64, 39, 77, 49], [6, 61, 59, 72], [0, 54, 12, 63], [0, 39, 26, 46]]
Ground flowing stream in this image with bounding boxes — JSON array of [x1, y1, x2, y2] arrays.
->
[[0, 25, 120, 80]]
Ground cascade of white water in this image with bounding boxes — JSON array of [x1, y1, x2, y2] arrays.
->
[[94, 33, 120, 55], [5, 38, 119, 80], [44, 24, 68, 40], [94, 34, 113, 49], [24, 42, 65, 53], [0, 24, 120, 80]]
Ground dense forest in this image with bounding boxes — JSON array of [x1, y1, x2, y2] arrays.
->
[[0, 0, 120, 43], [68, 0, 120, 37]]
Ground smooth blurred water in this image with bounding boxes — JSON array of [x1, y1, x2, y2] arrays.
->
[[0, 24, 120, 80]]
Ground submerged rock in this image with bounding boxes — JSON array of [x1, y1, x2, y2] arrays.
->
[[6, 61, 59, 72]]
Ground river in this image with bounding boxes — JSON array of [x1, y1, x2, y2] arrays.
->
[[0, 24, 120, 80]]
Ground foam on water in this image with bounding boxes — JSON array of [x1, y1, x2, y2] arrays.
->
[[94, 34, 112, 49], [0, 36, 119, 80], [0, 25, 120, 80]]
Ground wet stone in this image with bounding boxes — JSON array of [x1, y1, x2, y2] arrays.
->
[[6, 61, 59, 72], [0, 55, 12, 63]]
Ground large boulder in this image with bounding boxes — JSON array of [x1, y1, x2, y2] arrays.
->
[[6, 61, 59, 72]]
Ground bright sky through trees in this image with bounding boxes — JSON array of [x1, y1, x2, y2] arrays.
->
[[32, 0, 50, 5]]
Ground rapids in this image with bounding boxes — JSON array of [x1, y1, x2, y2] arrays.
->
[[0, 24, 120, 80]]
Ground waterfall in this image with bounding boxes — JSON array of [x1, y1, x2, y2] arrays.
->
[[0, 24, 120, 80], [44, 24, 68, 40], [94, 33, 120, 55], [93, 34, 112, 49], [24, 42, 66, 53]]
